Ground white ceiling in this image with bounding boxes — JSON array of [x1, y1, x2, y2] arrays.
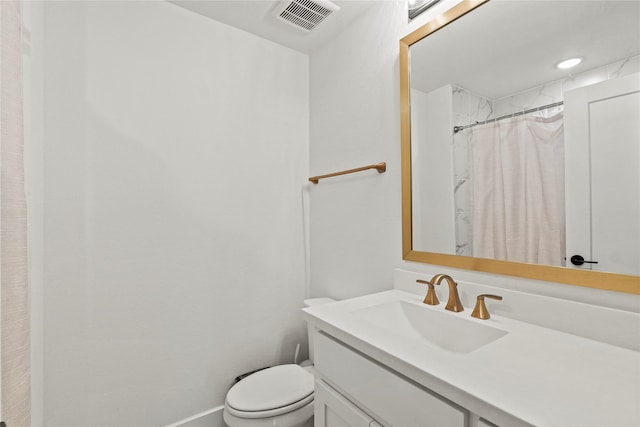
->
[[170, 0, 379, 54], [410, 1, 640, 100]]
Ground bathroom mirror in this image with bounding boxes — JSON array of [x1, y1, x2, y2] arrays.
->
[[400, 0, 640, 294]]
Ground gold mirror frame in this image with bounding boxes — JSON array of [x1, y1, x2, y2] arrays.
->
[[400, 0, 640, 295]]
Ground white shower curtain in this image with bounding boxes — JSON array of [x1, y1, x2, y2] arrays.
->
[[1, 1, 31, 426], [471, 112, 565, 266]]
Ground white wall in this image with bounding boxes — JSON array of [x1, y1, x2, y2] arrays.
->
[[309, 1, 404, 301], [308, 0, 640, 312], [309, 0, 460, 301], [37, 1, 309, 425], [411, 86, 455, 254]]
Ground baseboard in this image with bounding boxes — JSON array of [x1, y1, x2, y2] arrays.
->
[[165, 405, 226, 427]]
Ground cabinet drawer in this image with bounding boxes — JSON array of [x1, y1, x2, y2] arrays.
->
[[315, 332, 467, 427], [315, 379, 380, 427]]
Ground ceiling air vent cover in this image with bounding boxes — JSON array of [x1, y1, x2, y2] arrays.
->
[[273, 0, 340, 32]]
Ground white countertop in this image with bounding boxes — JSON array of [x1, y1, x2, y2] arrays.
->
[[303, 289, 640, 427]]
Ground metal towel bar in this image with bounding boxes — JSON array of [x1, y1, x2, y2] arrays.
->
[[308, 162, 386, 184]]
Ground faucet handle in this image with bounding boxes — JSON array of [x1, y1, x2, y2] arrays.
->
[[416, 279, 439, 305], [471, 294, 503, 320]]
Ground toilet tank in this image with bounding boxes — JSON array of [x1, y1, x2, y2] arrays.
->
[[303, 298, 335, 363]]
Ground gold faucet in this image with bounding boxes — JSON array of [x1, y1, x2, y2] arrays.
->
[[422, 274, 464, 312], [416, 279, 439, 305], [471, 294, 503, 320]]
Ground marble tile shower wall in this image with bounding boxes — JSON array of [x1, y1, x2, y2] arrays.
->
[[451, 86, 492, 256], [449, 55, 638, 257]]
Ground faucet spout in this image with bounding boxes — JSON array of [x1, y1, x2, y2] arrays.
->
[[430, 274, 464, 312]]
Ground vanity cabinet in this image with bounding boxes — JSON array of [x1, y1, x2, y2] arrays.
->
[[305, 288, 640, 427], [314, 332, 468, 427]]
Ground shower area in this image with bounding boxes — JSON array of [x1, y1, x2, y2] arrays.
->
[[451, 85, 566, 266]]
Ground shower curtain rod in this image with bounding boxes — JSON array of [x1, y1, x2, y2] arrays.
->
[[453, 100, 564, 134]]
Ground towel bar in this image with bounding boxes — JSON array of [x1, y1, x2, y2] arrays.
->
[[308, 162, 386, 184]]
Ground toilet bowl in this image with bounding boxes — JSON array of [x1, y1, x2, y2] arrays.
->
[[223, 364, 315, 427], [223, 298, 335, 427]]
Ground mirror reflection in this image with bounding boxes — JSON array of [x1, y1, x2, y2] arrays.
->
[[409, 0, 640, 276]]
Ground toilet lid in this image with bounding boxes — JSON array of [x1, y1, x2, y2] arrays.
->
[[226, 364, 314, 413]]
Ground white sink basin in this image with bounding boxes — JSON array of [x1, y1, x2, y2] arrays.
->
[[351, 301, 507, 354]]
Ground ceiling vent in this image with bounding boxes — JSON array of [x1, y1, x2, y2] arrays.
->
[[273, 0, 340, 33]]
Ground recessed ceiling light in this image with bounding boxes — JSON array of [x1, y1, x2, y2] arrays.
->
[[556, 57, 583, 69]]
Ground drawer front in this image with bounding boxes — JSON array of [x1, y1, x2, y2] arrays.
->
[[315, 379, 377, 427], [315, 332, 467, 427]]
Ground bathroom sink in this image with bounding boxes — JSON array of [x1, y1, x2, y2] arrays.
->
[[351, 301, 507, 354]]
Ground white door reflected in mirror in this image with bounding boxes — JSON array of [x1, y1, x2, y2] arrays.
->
[[565, 73, 640, 276]]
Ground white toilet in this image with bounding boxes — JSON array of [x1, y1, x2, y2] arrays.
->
[[223, 298, 335, 427]]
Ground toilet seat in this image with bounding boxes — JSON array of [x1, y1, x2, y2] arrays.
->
[[225, 364, 314, 419]]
